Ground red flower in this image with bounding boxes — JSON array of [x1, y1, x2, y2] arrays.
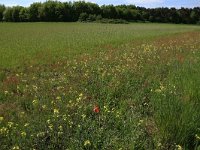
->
[[93, 105, 100, 113]]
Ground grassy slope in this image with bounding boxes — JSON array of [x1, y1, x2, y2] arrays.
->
[[0, 23, 200, 149], [0, 23, 199, 68]]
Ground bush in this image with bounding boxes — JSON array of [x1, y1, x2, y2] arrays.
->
[[98, 18, 129, 24], [96, 15, 102, 20], [87, 14, 96, 22], [78, 13, 88, 22]]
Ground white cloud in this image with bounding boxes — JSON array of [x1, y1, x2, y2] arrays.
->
[[124, 0, 165, 8], [126, 0, 164, 4]]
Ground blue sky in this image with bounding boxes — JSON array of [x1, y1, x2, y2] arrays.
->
[[0, 0, 199, 8]]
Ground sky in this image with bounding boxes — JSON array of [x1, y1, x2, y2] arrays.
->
[[0, 0, 199, 8]]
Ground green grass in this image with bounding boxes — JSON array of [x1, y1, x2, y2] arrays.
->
[[0, 23, 200, 149], [0, 22, 199, 68]]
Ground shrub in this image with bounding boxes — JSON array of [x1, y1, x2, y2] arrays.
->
[[78, 13, 88, 22]]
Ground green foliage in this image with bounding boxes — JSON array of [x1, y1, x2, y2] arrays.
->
[[1, 1, 200, 24], [0, 4, 5, 21], [79, 13, 102, 22], [3, 7, 13, 21], [78, 12, 88, 22], [12, 6, 23, 22], [87, 14, 96, 22], [29, 2, 42, 22], [19, 8, 29, 22]]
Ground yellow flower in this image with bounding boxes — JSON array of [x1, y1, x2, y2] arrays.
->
[[79, 93, 83, 97], [8, 122, 14, 128], [160, 85, 165, 91], [20, 112, 25, 117], [196, 134, 200, 140], [54, 108, 59, 114], [24, 123, 29, 127], [56, 96, 61, 100], [58, 131, 63, 136], [21, 131, 26, 137], [12, 146, 20, 150], [58, 125, 63, 131], [138, 119, 144, 126], [42, 105, 47, 109], [32, 99, 38, 106], [155, 89, 162, 93], [0, 117, 3, 122], [81, 114, 86, 119], [47, 119, 51, 124], [176, 145, 183, 150], [84, 140, 91, 146], [48, 124, 53, 131], [37, 132, 45, 137], [0, 127, 8, 134]]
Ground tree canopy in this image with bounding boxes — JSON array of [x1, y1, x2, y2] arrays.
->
[[0, 1, 199, 24]]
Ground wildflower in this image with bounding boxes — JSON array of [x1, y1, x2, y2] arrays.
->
[[8, 122, 14, 128], [155, 89, 162, 93], [48, 124, 53, 131], [58, 125, 63, 131], [81, 114, 86, 119], [24, 123, 29, 127], [47, 119, 51, 124], [116, 111, 120, 118], [84, 140, 91, 146], [37, 132, 45, 137], [79, 93, 83, 97], [54, 108, 59, 114], [157, 142, 162, 147], [58, 131, 63, 136], [51, 100, 54, 105], [32, 99, 38, 106], [0, 116, 3, 122], [93, 105, 100, 113], [160, 85, 165, 91], [32, 85, 38, 91], [195, 134, 200, 140], [0, 127, 8, 134], [138, 119, 144, 126], [42, 105, 47, 109], [56, 96, 61, 100], [62, 115, 67, 121], [176, 145, 183, 150], [21, 131, 26, 137], [20, 112, 25, 117], [12, 146, 20, 150], [77, 93, 83, 101]]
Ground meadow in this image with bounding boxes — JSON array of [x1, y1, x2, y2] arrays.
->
[[0, 23, 199, 68], [0, 23, 200, 150]]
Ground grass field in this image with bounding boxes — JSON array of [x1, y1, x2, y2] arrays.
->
[[0, 23, 199, 68], [0, 23, 200, 150]]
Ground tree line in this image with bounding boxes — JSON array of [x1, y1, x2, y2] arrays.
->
[[0, 1, 200, 24]]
